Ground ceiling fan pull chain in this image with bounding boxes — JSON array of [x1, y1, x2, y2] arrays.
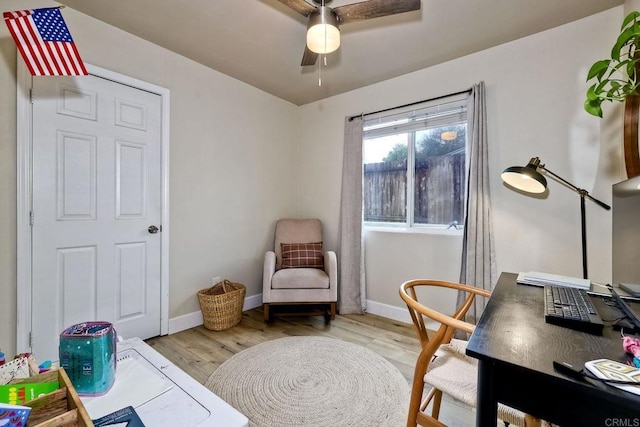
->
[[318, 55, 322, 86]]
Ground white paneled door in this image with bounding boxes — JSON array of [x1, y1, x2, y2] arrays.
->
[[31, 74, 163, 361]]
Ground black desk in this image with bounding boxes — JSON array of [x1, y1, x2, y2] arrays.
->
[[466, 272, 640, 426]]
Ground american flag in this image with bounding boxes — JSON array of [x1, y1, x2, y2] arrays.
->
[[3, 7, 87, 76]]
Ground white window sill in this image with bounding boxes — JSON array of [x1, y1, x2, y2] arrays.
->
[[363, 224, 463, 236]]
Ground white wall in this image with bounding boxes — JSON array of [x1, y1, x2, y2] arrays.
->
[[0, 1, 299, 356], [0, 12, 19, 361], [297, 7, 624, 316], [626, 0, 640, 14]]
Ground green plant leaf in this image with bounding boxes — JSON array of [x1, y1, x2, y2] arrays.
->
[[635, 20, 640, 41], [606, 85, 625, 100], [612, 27, 636, 60], [609, 80, 621, 92], [586, 60, 610, 81], [584, 99, 603, 117], [628, 60, 637, 78], [596, 80, 614, 96], [611, 60, 629, 73], [626, 83, 640, 97], [631, 58, 640, 76], [622, 11, 640, 30]]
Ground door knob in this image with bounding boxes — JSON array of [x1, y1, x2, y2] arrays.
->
[[148, 225, 159, 234]]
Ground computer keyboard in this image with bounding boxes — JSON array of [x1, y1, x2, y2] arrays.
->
[[544, 285, 604, 335]]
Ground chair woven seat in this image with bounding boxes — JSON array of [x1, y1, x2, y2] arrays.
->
[[425, 341, 476, 407], [425, 341, 526, 425], [399, 279, 541, 427]]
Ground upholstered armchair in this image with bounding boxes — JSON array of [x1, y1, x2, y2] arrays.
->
[[262, 218, 337, 322]]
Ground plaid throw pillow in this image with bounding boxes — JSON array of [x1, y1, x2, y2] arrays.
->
[[281, 242, 324, 269]]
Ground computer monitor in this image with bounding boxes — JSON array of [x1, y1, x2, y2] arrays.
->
[[612, 175, 640, 289]]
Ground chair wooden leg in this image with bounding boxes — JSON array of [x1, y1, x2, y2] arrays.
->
[[407, 371, 426, 426], [263, 303, 270, 322], [524, 414, 542, 427], [330, 302, 336, 320], [431, 389, 443, 420]]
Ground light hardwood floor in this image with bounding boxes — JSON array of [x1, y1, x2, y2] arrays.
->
[[146, 308, 478, 426]]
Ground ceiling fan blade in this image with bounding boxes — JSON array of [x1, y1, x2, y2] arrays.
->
[[276, 0, 318, 17], [301, 46, 319, 66], [334, 0, 420, 25]]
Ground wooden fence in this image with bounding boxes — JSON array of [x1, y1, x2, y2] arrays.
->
[[363, 154, 465, 225]]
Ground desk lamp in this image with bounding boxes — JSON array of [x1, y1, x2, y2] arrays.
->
[[501, 157, 611, 279]]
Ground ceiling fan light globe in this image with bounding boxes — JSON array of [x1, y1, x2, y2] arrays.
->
[[307, 23, 340, 54], [307, 6, 340, 54]]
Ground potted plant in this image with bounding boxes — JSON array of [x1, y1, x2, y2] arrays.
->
[[585, 10, 640, 178], [584, 11, 640, 117]]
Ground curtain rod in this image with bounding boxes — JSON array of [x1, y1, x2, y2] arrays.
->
[[348, 88, 471, 122]]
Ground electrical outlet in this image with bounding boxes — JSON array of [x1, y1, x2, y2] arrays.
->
[[212, 276, 221, 286]]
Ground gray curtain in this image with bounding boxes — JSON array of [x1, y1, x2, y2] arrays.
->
[[338, 116, 366, 314], [458, 81, 496, 323]]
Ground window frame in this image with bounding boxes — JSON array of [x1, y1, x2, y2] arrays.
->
[[362, 94, 468, 234]]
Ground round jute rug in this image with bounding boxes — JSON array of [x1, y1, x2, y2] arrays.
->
[[205, 336, 410, 427]]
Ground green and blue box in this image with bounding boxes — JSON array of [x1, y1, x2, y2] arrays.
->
[[59, 321, 116, 396]]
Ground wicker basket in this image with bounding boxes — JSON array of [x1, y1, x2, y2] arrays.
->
[[197, 280, 246, 331]]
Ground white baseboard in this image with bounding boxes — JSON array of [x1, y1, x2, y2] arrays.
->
[[365, 299, 412, 324], [366, 299, 440, 330], [243, 293, 263, 311], [167, 294, 412, 335], [168, 293, 264, 335], [168, 310, 204, 335]]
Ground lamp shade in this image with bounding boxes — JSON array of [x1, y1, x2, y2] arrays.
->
[[501, 157, 547, 194], [307, 7, 340, 54]]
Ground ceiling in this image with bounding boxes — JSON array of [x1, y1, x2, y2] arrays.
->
[[60, 0, 623, 106]]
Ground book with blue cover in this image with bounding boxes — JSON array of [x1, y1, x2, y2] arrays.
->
[[92, 405, 145, 427], [0, 403, 31, 427]]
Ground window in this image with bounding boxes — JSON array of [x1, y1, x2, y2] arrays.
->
[[363, 95, 468, 230]]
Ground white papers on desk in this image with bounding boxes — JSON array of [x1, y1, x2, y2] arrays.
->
[[517, 271, 590, 290], [82, 348, 173, 419]]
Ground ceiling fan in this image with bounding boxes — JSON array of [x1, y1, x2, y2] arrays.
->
[[277, 0, 421, 66]]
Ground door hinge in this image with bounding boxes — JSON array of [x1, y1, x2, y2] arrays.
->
[[29, 88, 34, 104], [28, 331, 33, 348], [29, 210, 34, 227]]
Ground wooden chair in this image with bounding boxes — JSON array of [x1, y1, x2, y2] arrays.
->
[[399, 279, 541, 427]]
